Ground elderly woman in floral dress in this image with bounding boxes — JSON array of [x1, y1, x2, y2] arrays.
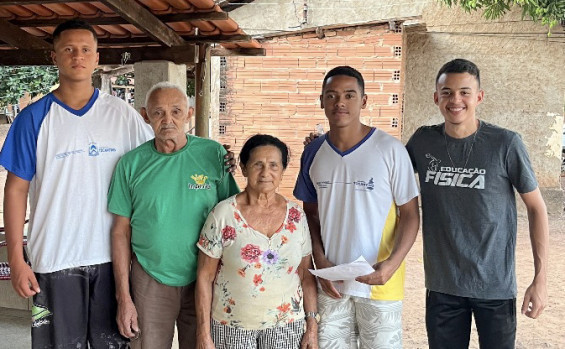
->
[[195, 134, 318, 349]]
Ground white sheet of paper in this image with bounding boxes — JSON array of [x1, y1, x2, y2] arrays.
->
[[309, 256, 374, 281]]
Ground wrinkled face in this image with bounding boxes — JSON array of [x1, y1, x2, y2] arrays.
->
[[142, 88, 191, 144], [434, 72, 484, 127], [241, 145, 285, 194], [51, 29, 99, 84], [320, 75, 367, 129]]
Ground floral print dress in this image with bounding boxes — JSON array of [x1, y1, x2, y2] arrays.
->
[[197, 195, 312, 330]]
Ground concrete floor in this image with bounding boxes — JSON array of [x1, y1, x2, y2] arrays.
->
[[0, 307, 181, 348], [0, 307, 30, 348], [0, 306, 181, 349]]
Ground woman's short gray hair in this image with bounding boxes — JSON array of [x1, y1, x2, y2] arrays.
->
[[144, 81, 190, 108]]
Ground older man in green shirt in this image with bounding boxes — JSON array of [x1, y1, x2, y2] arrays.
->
[[108, 82, 239, 349]]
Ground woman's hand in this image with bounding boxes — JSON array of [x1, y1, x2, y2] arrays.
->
[[301, 320, 319, 349]]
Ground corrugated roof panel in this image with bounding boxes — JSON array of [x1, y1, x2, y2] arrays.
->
[[118, 24, 146, 36], [92, 25, 112, 39], [211, 17, 240, 33], [64, 3, 104, 17], [189, 0, 217, 11], [139, 0, 171, 12], [20, 5, 55, 18], [0, 0, 262, 57], [88, 2, 115, 14], [98, 24, 131, 37], [22, 27, 49, 38], [41, 4, 77, 17], [161, 0, 194, 11], [190, 20, 216, 34], [2, 6, 35, 18], [0, 8, 15, 20], [167, 22, 195, 35], [38, 27, 54, 35]]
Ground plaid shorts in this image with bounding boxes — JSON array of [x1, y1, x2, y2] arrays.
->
[[211, 319, 305, 349]]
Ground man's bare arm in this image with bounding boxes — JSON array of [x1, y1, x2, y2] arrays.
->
[[519, 188, 548, 319], [4, 172, 39, 298], [111, 214, 138, 338], [303, 202, 340, 298]]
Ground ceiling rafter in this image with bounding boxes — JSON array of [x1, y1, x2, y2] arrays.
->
[[0, 45, 265, 65], [0, 18, 50, 49], [0, 45, 197, 65], [98, 0, 185, 47], [93, 34, 252, 46], [211, 47, 265, 56]]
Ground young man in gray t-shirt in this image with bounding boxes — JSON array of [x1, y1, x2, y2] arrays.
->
[[406, 59, 549, 349]]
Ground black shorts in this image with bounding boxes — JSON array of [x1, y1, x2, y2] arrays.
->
[[426, 290, 516, 349], [32, 262, 128, 349]]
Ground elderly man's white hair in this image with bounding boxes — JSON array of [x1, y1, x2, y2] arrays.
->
[[144, 81, 190, 108]]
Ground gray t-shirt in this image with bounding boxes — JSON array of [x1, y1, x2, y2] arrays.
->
[[406, 121, 538, 299]]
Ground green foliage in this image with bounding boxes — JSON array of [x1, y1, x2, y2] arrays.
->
[[115, 71, 134, 86], [440, 0, 565, 28], [0, 66, 59, 108], [187, 78, 195, 97]]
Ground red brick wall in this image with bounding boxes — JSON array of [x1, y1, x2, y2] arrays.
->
[[218, 23, 404, 198]]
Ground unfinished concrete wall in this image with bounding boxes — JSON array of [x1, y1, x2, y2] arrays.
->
[[403, 3, 564, 214], [229, 0, 426, 35]]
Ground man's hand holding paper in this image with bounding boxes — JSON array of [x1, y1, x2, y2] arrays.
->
[[310, 256, 375, 281]]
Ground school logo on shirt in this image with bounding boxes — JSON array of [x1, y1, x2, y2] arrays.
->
[[354, 177, 374, 191], [189, 174, 211, 190], [88, 142, 117, 157], [89, 143, 99, 156], [316, 178, 374, 191], [424, 153, 486, 189]]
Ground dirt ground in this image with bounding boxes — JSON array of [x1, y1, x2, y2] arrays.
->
[[402, 212, 565, 348], [0, 124, 564, 348]]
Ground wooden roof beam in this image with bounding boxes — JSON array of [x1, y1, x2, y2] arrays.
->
[[211, 47, 265, 56], [0, 45, 197, 65], [95, 34, 252, 46], [99, 0, 185, 47], [0, 18, 50, 49]]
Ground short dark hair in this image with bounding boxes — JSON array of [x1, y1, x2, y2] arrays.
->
[[322, 66, 365, 95], [52, 19, 98, 45], [436, 59, 480, 87], [239, 134, 290, 170]]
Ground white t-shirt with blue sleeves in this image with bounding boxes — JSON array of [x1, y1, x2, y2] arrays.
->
[[0, 89, 153, 273], [294, 128, 419, 298]]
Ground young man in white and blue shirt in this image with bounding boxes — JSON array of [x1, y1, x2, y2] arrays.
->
[[294, 66, 420, 348]]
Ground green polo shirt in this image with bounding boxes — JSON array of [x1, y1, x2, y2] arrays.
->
[[108, 135, 239, 286]]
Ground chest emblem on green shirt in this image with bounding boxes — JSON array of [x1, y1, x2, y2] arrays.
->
[[189, 174, 211, 190]]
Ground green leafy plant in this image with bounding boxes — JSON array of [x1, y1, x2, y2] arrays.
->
[[114, 71, 134, 86], [0, 66, 59, 108], [440, 0, 565, 29]]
